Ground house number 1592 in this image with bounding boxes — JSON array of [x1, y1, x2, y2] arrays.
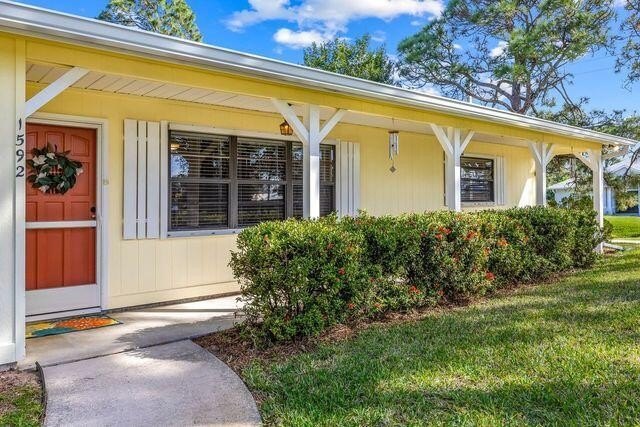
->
[[16, 118, 25, 178]]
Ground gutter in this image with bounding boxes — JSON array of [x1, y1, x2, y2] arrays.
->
[[0, 0, 636, 147]]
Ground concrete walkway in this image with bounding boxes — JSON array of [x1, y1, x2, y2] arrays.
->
[[24, 295, 261, 426], [43, 340, 261, 427], [22, 295, 243, 369], [612, 238, 640, 245]]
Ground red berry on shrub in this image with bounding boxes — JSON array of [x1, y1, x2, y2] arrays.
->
[[338, 268, 346, 275], [485, 272, 495, 281]]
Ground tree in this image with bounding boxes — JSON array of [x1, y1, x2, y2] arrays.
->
[[617, 0, 640, 82], [542, 105, 640, 211], [303, 35, 396, 85], [396, 0, 615, 114], [98, 0, 202, 42]]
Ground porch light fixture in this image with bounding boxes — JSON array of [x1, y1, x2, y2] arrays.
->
[[280, 119, 294, 136]]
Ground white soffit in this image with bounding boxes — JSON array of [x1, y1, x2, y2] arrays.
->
[[22, 63, 572, 148]]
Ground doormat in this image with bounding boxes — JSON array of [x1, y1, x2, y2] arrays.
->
[[26, 316, 121, 339]]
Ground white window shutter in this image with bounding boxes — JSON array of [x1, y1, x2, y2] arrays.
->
[[337, 141, 360, 216], [136, 121, 147, 239], [123, 119, 138, 239], [146, 122, 161, 238], [122, 119, 162, 239]]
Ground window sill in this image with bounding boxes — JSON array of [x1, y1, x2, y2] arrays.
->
[[462, 202, 497, 208], [167, 228, 243, 238]]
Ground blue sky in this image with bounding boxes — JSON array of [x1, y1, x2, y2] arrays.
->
[[17, 0, 639, 113]]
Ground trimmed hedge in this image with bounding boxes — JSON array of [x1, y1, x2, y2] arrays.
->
[[230, 207, 603, 344]]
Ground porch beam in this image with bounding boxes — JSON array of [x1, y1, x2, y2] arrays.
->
[[528, 142, 556, 206], [271, 100, 345, 218], [25, 67, 89, 117], [431, 124, 475, 212]]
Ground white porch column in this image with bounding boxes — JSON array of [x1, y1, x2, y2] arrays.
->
[[528, 141, 556, 206], [271, 100, 345, 218], [576, 149, 605, 253], [576, 149, 605, 227], [303, 105, 321, 218], [0, 38, 26, 366], [430, 124, 474, 212]]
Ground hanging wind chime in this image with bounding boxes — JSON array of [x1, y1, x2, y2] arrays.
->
[[389, 119, 400, 173]]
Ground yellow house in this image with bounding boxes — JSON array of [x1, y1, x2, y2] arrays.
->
[[0, 1, 635, 366]]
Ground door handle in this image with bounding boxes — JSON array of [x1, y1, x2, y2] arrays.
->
[[90, 206, 96, 219]]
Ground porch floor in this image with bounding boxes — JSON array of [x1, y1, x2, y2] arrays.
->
[[20, 295, 243, 369]]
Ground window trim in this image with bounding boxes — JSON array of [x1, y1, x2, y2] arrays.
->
[[460, 153, 504, 207], [164, 122, 339, 238]]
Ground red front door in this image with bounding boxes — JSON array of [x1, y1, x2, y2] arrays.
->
[[25, 124, 98, 317]]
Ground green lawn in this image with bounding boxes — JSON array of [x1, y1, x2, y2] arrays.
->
[[606, 215, 640, 239], [0, 371, 42, 427], [242, 250, 640, 426]]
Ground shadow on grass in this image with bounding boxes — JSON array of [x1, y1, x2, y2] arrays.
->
[[246, 251, 640, 426]]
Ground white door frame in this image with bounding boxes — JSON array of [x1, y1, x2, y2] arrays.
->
[[25, 113, 109, 319]]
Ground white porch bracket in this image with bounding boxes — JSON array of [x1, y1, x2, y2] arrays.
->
[[25, 67, 89, 117], [430, 124, 475, 212], [271, 99, 346, 218], [576, 149, 605, 231], [528, 141, 557, 206]]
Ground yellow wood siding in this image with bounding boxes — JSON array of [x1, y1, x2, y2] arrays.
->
[[25, 84, 544, 309], [3, 32, 600, 309]]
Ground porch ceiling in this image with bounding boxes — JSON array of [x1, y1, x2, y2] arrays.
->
[[26, 61, 552, 151]]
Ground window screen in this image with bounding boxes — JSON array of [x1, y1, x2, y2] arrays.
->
[[461, 157, 495, 203], [169, 131, 336, 231], [169, 133, 230, 230], [237, 138, 287, 227]]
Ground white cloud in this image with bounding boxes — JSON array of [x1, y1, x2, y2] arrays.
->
[[371, 31, 386, 43], [227, 0, 445, 48], [273, 28, 333, 49], [490, 40, 509, 58]]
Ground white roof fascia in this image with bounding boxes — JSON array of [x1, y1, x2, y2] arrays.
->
[[0, 0, 637, 147]]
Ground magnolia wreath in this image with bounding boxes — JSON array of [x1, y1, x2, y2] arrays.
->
[[27, 144, 84, 194]]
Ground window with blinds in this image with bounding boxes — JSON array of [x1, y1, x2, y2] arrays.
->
[[169, 131, 336, 231], [461, 157, 495, 203]]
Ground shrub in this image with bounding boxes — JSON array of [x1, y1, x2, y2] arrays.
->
[[406, 212, 492, 299], [231, 208, 603, 344], [229, 217, 366, 344]]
